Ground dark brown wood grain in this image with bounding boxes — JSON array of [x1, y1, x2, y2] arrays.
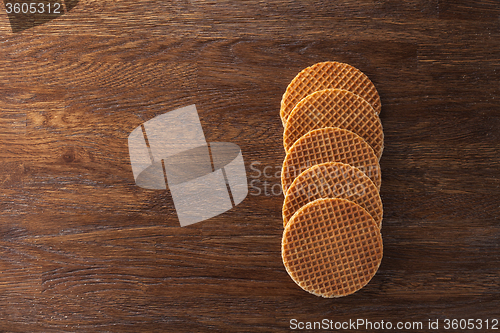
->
[[0, 0, 499, 332]]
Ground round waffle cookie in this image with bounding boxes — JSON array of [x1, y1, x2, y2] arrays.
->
[[280, 61, 381, 126], [282, 198, 383, 298], [283, 89, 384, 159], [283, 162, 383, 228], [281, 127, 381, 194]]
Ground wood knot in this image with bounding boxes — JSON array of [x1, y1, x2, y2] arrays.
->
[[62, 150, 75, 163]]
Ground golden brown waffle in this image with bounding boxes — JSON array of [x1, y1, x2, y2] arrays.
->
[[282, 198, 383, 298], [283, 89, 384, 159], [283, 162, 383, 228], [281, 127, 381, 194], [280, 62, 381, 126]]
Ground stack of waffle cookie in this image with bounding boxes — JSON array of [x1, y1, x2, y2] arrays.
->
[[280, 61, 384, 298]]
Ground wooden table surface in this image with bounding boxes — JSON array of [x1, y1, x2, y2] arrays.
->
[[1, 1, 499, 332]]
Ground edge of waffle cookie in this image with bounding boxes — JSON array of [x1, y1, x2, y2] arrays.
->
[[281, 127, 381, 193], [283, 89, 384, 158], [282, 161, 383, 228], [280, 61, 381, 126]]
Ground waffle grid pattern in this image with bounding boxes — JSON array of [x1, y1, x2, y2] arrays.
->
[[281, 128, 381, 193], [283, 162, 383, 228], [280, 62, 381, 126], [280, 62, 385, 298], [283, 89, 384, 158], [282, 198, 383, 298]]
